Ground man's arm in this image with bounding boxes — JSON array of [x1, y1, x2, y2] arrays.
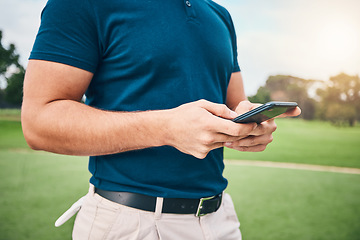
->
[[21, 60, 167, 156], [22, 60, 257, 158]]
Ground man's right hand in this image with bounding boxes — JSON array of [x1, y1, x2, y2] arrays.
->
[[163, 100, 257, 159]]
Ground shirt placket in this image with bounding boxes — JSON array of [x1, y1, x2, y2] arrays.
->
[[184, 0, 197, 20]]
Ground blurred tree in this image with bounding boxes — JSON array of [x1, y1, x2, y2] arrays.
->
[[317, 73, 360, 126], [0, 30, 22, 75], [0, 89, 5, 108], [0, 30, 24, 107], [249, 75, 317, 120], [324, 103, 356, 126], [248, 86, 271, 104], [4, 68, 25, 106]]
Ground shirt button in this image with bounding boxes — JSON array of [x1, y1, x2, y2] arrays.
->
[[185, 0, 191, 7]]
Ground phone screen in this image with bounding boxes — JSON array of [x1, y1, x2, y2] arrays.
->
[[232, 102, 298, 124]]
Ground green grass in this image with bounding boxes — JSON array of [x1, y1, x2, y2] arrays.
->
[[1, 113, 359, 239], [0, 151, 89, 240], [225, 119, 360, 168], [0, 120, 28, 150], [224, 165, 360, 240], [0, 115, 90, 240]]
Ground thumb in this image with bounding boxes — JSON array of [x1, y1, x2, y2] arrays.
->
[[198, 100, 238, 120], [278, 106, 302, 118], [234, 100, 258, 114]]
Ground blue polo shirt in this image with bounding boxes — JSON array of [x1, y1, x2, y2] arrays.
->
[[30, 0, 240, 198]]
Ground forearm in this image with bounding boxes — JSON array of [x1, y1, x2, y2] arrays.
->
[[226, 71, 247, 111], [22, 100, 168, 156]]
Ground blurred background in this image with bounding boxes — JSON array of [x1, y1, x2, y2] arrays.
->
[[0, 0, 359, 239]]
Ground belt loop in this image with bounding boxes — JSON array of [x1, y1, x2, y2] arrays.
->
[[154, 197, 164, 220]]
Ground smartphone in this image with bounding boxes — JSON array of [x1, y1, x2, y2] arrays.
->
[[232, 101, 298, 124]]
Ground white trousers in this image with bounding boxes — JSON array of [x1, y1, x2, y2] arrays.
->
[[72, 185, 242, 240]]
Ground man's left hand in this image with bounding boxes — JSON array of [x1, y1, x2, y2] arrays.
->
[[224, 101, 301, 152]]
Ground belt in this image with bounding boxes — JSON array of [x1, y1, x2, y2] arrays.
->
[[95, 188, 222, 217]]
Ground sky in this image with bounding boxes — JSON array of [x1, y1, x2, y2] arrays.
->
[[1, 0, 360, 95]]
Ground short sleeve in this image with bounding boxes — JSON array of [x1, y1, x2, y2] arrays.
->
[[232, 34, 241, 73], [29, 0, 100, 73], [228, 15, 241, 73]]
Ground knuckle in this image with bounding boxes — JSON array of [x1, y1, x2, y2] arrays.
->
[[266, 121, 277, 131], [237, 126, 246, 136], [220, 105, 229, 115], [196, 148, 209, 159], [195, 153, 205, 159], [242, 123, 255, 135], [202, 120, 213, 131], [238, 146, 248, 152], [197, 99, 208, 105], [200, 133, 216, 145], [233, 127, 242, 137], [202, 138, 213, 146], [265, 121, 277, 133], [257, 145, 267, 152], [234, 125, 246, 136], [272, 123, 278, 132], [240, 137, 251, 147]]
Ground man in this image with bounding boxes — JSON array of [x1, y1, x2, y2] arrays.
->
[[22, 0, 300, 239]]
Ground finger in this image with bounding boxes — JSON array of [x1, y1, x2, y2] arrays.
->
[[197, 131, 248, 149], [234, 100, 262, 115], [227, 144, 268, 152], [195, 132, 251, 158], [211, 132, 249, 145], [248, 119, 277, 136], [214, 119, 257, 137], [197, 99, 238, 120], [277, 106, 302, 118], [197, 107, 257, 137], [226, 134, 273, 148]]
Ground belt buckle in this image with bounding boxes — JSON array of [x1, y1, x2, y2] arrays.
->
[[195, 196, 215, 217]]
